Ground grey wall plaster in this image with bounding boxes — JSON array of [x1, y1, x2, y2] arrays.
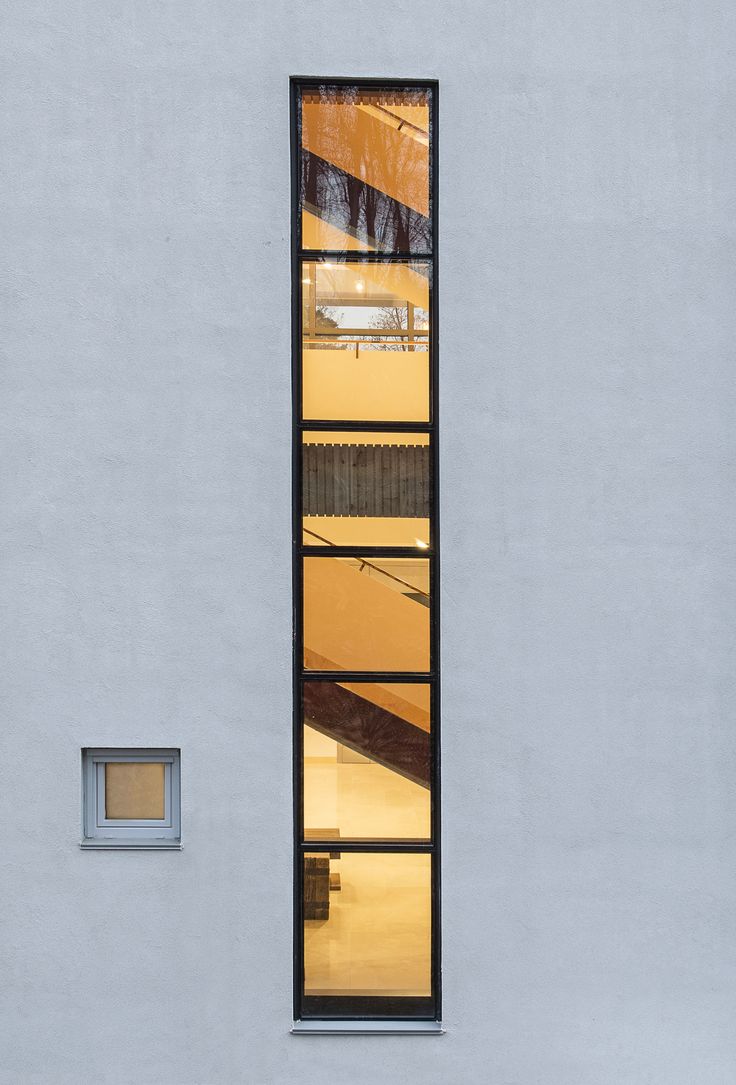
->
[[2, 2, 735, 1083]]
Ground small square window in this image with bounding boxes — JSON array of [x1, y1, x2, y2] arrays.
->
[[81, 749, 181, 849]]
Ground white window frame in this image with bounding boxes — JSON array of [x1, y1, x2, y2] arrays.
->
[[81, 748, 181, 849]]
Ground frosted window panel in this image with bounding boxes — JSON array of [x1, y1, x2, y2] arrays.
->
[[105, 762, 165, 820]]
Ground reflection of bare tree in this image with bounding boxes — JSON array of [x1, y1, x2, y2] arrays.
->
[[316, 305, 338, 330], [314, 306, 343, 349], [302, 153, 430, 253], [368, 305, 408, 351], [300, 86, 431, 253], [368, 305, 429, 351]]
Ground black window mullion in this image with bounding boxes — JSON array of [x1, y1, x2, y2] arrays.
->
[[300, 420, 435, 433], [299, 842, 434, 854], [299, 547, 435, 559]]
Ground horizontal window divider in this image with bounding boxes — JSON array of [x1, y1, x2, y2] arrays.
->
[[299, 250, 433, 261], [293, 75, 439, 87], [300, 421, 434, 433], [300, 546, 434, 559], [299, 1005, 437, 1023], [301, 671, 435, 683], [299, 841, 434, 853]]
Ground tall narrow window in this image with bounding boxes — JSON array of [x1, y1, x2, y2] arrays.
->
[[292, 80, 439, 1022]]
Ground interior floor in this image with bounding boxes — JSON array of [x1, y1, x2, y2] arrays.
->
[[304, 851, 431, 997]]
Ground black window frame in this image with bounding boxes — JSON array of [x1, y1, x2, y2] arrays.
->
[[291, 76, 440, 1023]]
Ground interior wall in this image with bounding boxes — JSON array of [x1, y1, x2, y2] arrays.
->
[[2, 2, 735, 1084]]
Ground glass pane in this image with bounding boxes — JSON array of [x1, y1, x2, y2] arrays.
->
[[105, 762, 165, 820], [303, 432, 430, 548], [303, 556, 430, 672], [299, 85, 431, 253], [303, 852, 432, 997], [303, 682, 431, 841], [301, 258, 430, 422]]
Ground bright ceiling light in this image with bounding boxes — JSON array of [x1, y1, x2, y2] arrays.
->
[[302, 277, 311, 285], [355, 281, 365, 292], [415, 538, 429, 549]]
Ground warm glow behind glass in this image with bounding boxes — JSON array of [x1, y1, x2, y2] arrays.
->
[[303, 556, 430, 672], [303, 852, 432, 997], [300, 86, 431, 253], [301, 259, 430, 422], [303, 681, 431, 841], [295, 80, 437, 1019], [302, 431, 431, 548]]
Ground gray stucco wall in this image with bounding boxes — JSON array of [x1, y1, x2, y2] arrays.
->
[[2, 2, 734, 1082]]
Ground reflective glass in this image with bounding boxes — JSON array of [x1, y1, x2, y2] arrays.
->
[[104, 762, 165, 820], [299, 86, 431, 253], [303, 556, 430, 672], [303, 852, 432, 998], [295, 81, 437, 1021], [303, 682, 431, 841], [302, 432, 430, 548], [301, 258, 430, 422]]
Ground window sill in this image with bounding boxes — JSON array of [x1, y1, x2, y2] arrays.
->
[[291, 1020, 444, 1035], [79, 841, 182, 850]]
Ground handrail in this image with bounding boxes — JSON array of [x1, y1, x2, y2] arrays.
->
[[304, 328, 428, 337], [303, 528, 430, 601], [302, 339, 429, 353], [303, 337, 428, 346]]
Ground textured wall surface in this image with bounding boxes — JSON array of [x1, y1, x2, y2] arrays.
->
[[2, 2, 735, 1083]]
